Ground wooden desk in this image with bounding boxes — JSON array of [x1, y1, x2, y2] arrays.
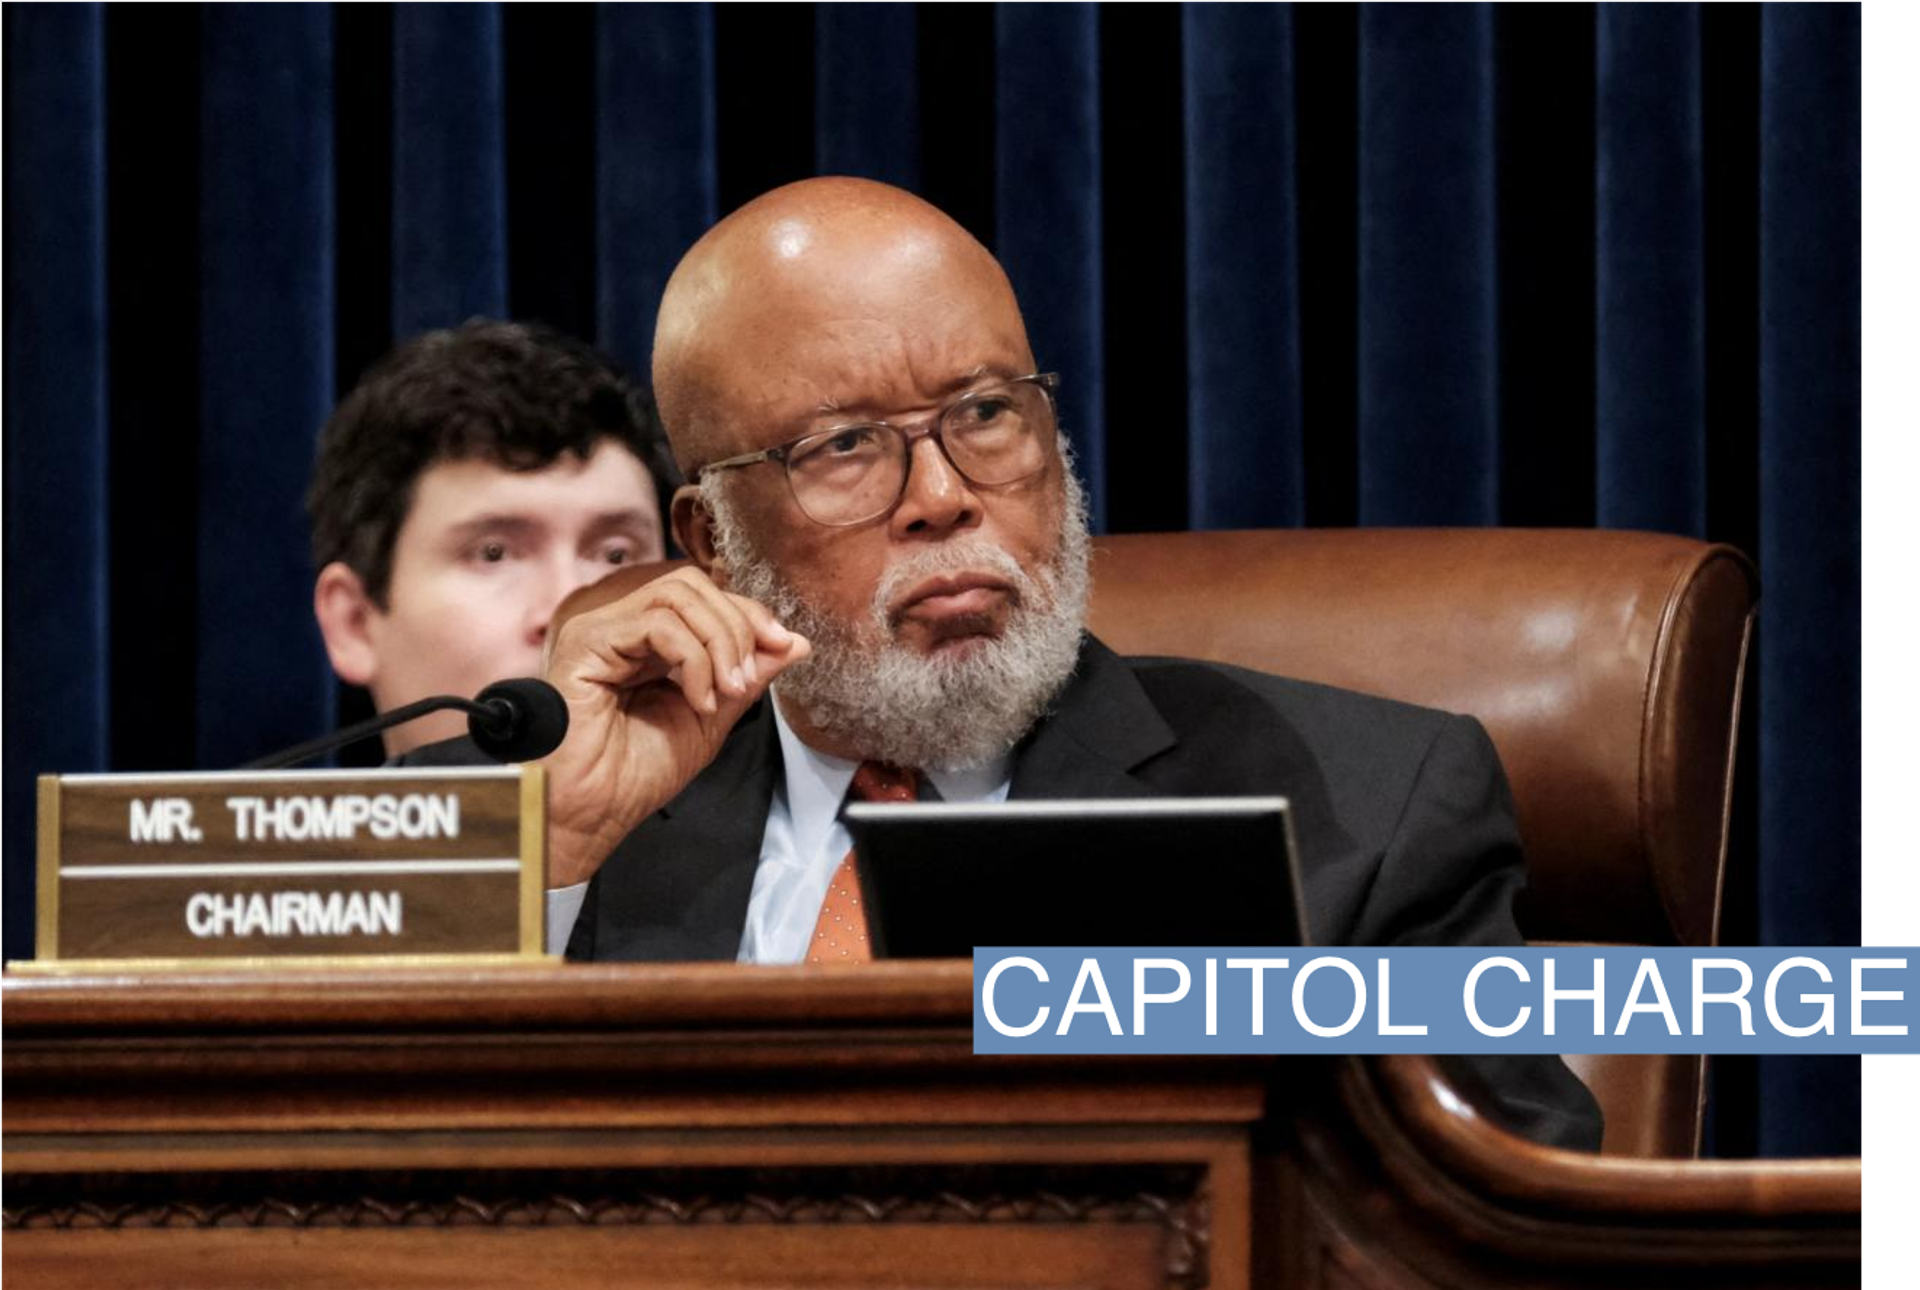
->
[[3, 964, 1860, 1288]]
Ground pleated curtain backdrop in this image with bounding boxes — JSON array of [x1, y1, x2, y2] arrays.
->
[[3, 3, 1860, 1158]]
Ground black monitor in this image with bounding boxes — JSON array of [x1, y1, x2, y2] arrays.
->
[[843, 797, 1307, 958]]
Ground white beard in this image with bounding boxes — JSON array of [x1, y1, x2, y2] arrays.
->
[[702, 452, 1092, 771]]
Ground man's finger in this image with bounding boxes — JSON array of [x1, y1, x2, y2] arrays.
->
[[616, 611, 718, 715], [647, 580, 751, 697], [677, 577, 763, 689], [726, 591, 799, 653], [628, 568, 768, 692], [750, 630, 813, 686]]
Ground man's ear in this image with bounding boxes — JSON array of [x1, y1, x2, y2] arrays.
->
[[671, 485, 724, 583], [313, 562, 381, 686]]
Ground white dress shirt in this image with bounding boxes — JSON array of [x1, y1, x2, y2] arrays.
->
[[544, 702, 1011, 959]]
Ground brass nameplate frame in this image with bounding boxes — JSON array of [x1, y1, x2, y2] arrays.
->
[[23, 766, 549, 972]]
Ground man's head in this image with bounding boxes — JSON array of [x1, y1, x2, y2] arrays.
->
[[655, 178, 1091, 770], [310, 319, 674, 753]]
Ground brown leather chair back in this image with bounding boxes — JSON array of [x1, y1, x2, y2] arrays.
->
[[1083, 529, 1757, 1157], [552, 528, 1758, 1157]]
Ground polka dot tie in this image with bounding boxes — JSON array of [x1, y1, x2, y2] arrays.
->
[[808, 762, 920, 964]]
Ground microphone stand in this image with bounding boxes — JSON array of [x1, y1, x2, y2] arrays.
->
[[237, 694, 491, 771]]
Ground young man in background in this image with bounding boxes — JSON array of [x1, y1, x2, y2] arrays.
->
[[309, 319, 674, 755]]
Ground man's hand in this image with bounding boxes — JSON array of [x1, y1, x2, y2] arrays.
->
[[538, 567, 810, 887]]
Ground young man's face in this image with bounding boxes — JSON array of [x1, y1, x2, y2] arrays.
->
[[316, 440, 663, 754]]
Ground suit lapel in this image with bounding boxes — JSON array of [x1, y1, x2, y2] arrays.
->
[[1009, 635, 1176, 800], [602, 699, 779, 960], [655, 698, 779, 826]]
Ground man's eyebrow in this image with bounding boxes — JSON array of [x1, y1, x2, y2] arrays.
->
[[445, 509, 657, 537], [578, 508, 660, 534], [811, 365, 999, 419], [444, 514, 543, 541], [945, 364, 994, 393]]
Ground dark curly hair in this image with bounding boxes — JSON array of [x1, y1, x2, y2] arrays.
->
[[307, 319, 677, 606]]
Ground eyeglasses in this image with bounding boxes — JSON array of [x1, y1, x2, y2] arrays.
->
[[692, 373, 1060, 527]]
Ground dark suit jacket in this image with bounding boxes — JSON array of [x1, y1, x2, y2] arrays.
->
[[408, 634, 1603, 1150]]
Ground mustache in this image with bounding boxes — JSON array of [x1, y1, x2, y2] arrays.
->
[[871, 540, 1042, 627]]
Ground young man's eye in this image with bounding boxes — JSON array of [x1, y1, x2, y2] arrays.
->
[[600, 540, 639, 566], [465, 539, 514, 565]]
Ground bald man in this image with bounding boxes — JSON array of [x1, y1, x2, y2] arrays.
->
[[408, 178, 1602, 1151]]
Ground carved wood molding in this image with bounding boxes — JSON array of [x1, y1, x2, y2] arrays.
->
[[6, 1164, 1212, 1288]]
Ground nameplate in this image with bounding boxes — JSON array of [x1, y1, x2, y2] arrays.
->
[[27, 767, 548, 970]]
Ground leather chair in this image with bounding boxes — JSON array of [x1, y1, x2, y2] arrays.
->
[[1081, 529, 1757, 1158], [551, 528, 1757, 1158]]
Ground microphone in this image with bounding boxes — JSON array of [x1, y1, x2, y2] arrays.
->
[[466, 678, 571, 763], [239, 678, 570, 770]]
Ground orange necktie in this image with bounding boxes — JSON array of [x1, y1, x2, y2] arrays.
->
[[807, 762, 920, 964]]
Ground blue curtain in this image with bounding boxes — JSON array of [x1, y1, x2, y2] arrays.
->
[[1595, 4, 1707, 535], [2, 2, 1860, 1158], [1754, 2, 1861, 1161], [598, 4, 716, 376], [4, 5, 109, 898], [816, 2, 918, 189], [998, 4, 1108, 527], [391, 4, 508, 337], [1183, 5, 1303, 529], [1357, 5, 1501, 525], [196, 7, 337, 769]]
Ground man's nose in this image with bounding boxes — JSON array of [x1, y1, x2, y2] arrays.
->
[[888, 433, 982, 537], [526, 554, 598, 646]]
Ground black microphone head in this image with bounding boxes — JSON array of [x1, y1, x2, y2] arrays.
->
[[469, 678, 570, 763]]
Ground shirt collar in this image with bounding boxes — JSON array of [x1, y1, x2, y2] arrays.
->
[[769, 697, 1013, 840], [770, 700, 860, 866]]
